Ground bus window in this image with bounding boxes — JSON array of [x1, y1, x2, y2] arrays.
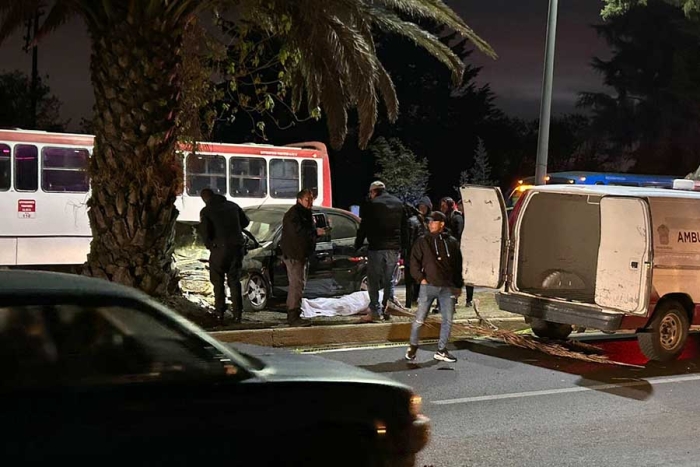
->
[[41, 147, 89, 193], [301, 160, 318, 198], [15, 144, 38, 192], [0, 144, 9, 191], [230, 157, 267, 198], [270, 159, 299, 198], [186, 154, 226, 196]]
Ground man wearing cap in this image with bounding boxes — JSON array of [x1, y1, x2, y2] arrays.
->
[[354, 181, 406, 321], [405, 211, 463, 363]]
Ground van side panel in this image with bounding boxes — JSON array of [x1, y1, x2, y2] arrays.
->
[[649, 197, 700, 323]]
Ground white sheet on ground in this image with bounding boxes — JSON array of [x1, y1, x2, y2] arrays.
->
[[300, 291, 384, 318]]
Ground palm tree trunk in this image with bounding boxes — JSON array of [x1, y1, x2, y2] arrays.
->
[[83, 20, 186, 296]]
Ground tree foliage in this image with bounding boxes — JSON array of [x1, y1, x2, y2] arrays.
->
[[586, 0, 700, 174], [371, 137, 429, 204], [460, 138, 495, 187], [0, 70, 64, 130]]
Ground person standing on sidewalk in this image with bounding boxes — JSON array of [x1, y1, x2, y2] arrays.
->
[[280, 189, 327, 327], [199, 188, 250, 323], [440, 196, 473, 307], [354, 181, 406, 322], [405, 211, 463, 363]]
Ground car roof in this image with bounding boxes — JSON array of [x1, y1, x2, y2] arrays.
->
[[0, 269, 150, 300], [244, 204, 359, 220]]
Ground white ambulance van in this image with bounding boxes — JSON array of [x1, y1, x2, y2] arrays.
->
[[460, 181, 700, 361]]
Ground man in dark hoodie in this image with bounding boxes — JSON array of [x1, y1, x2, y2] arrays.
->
[[280, 189, 327, 326], [354, 181, 406, 321], [405, 211, 463, 363], [199, 188, 250, 322]]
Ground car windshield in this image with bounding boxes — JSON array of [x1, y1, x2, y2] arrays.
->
[[244, 208, 284, 243], [0, 303, 244, 390]]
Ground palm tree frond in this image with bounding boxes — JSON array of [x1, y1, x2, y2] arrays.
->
[[376, 62, 398, 122], [369, 8, 465, 84], [34, 1, 75, 44], [0, 0, 41, 45], [377, 0, 497, 59]]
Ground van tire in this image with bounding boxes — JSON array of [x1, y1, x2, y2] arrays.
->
[[638, 300, 689, 362], [531, 318, 573, 340]]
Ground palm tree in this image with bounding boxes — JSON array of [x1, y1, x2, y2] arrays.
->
[[0, 1, 495, 295]]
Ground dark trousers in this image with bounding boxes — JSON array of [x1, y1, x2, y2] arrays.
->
[[404, 266, 420, 308], [283, 257, 308, 321], [209, 245, 244, 316], [465, 285, 474, 303]]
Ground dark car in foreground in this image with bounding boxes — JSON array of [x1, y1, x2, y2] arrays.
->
[[0, 270, 429, 466], [241, 205, 372, 311]]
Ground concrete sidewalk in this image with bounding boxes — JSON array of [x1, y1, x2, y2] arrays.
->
[[206, 288, 529, 348]]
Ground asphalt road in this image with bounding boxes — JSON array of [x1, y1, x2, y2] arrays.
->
[[308, 333, 700, 467]]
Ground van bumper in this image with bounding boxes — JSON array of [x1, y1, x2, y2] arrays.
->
[[496, 292, 624, 331]]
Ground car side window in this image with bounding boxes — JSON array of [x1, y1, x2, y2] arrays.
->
[[0, 304, 240, 389], [328, 214, 357, 241]]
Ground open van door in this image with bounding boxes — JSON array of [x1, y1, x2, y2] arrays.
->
[[594, 197, 651, 313], [459, 186, 509, 289]]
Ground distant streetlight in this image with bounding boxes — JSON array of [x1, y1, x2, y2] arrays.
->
[[534, 0, 559, 186]]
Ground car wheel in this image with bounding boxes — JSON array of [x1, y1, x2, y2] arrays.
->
[[638, 300, 689, 362], [359, 275, 368, 291], [531, 318, 573, 340], [243, 273, 269, 312]]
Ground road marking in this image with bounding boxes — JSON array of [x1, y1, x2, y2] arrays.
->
[[299, 341, 438, 354], [432, 374, 700, 405]]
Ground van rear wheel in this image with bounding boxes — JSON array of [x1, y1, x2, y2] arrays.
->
[[638, 300, 689, 362], [531, 318, 573, 340]]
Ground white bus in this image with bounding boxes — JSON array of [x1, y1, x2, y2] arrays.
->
[[0, 129, 331, 266]]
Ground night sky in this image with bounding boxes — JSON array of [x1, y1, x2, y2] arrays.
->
[[0, 1, 610, 129]]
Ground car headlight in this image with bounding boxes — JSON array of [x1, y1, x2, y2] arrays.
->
[[409, 394, 423, 417]]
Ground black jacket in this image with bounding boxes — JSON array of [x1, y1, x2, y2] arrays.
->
[[402, 204, 426, 257], [446, 210, 464, 242], [280, 203, 316, 260], [199, 194, 250, 249], [354, 192, 406, 251], [410, 231, 463, 288]]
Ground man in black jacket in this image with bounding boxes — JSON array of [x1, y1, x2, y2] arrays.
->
[[440, 196, 473, 307], [354, 181, 406, 321], [199, 188, 250, 322], [405, 211, 463, 363], [281, 189, 326, 326]]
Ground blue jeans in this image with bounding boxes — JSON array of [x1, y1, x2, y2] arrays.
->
[[367, 249, 400, 317], [410, 284, 455, 350]]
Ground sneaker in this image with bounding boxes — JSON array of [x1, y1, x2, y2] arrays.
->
[[405, 345, 417, 362], [433, 349, 457, 363], [465, 301, 473, 308], [381, 313, 392, 322]]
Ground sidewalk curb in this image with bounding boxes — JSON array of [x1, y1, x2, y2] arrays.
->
[[210, 317, 530, 348]]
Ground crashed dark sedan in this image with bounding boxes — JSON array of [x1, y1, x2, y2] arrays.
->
[[0, 270, 429, 466], [241, 204, 372, 311]]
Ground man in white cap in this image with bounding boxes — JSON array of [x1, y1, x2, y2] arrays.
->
[[354, 180, 406, 321]]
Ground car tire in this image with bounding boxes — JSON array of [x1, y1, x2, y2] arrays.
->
[[531, 318, 573, 340], [638, 300, 689, 362], [242, 273, 269, 312], [359, 275, 368, 292]]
